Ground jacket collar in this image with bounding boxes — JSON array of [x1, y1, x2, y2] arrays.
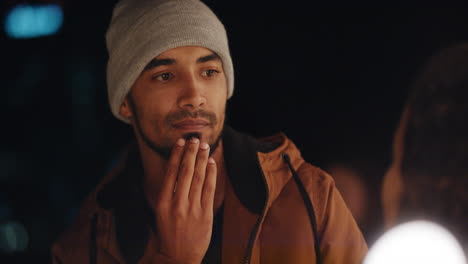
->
[[222, 126, 278, 214], [223, 126, 305, 213]]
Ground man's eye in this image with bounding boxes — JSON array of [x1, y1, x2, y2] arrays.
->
[[202, 69, 219, 77], [153, 72, 172, 81]]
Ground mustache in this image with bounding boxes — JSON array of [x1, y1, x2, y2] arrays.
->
[[165, 109, 218, 126]]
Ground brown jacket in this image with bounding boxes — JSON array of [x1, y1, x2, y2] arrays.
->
[[52, 127, 367, 263]]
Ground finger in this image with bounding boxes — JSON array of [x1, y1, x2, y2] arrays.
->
[[174, 137, 200, 201], [159, 138, 185, 200], [189, 142, 210, 205], [201, 158, 217, 211]]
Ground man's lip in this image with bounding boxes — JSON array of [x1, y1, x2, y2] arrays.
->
[[173, 119, 210, 128]]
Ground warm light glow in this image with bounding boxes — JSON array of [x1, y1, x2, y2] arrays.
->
[[365, 220, 467, 264]]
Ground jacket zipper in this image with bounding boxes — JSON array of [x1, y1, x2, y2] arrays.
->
[[243, 155, 270, 264]]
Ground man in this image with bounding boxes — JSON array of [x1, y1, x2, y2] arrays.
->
[[52, 0, 367, 263]]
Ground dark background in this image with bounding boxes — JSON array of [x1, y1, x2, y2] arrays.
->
[[2, 1, 468, 263]]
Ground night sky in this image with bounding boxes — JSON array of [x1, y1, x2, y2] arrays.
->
[[2, 1, 468, 263]]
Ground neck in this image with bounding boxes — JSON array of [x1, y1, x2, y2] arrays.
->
[[138, 138, 226, 214]]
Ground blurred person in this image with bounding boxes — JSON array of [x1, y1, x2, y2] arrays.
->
[[51, 0, 367, 263], [328, 163, 369, 228], [326, 158, 384, 245], [381, 43, 468, 251]]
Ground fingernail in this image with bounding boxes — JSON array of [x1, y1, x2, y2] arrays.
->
[[190, 137, 199, 144], [208, 158, 215, 164], [176, 138, 185, 146], [200, 142, 209, 150]]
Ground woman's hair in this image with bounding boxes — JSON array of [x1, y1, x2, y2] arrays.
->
[[400, 43, 468, 243]]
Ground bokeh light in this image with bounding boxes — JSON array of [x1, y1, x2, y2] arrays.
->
[[365, 220, 467, 264], [0, 221, 29, 254], [4, 4, 64, 39]]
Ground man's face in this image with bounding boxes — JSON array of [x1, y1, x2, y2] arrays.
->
[[120, 46, 228, 159]]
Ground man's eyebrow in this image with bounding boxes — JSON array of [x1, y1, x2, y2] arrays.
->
[[143, 58, 176, 71], [143, 53, 220, 71], [197, 53, 221, 63]]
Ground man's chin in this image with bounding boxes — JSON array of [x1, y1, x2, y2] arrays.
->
[[141, 128, 223, 159], [179, 130, 222, 155], [181, 132, 202, 140], [176, 129, 217, 143]]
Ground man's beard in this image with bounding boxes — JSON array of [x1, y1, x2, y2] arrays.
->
[[128, 96, 223, 159]]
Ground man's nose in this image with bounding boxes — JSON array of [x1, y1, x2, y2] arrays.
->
[[177, 75, 206, 111]]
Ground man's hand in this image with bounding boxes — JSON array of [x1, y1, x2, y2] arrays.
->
[[155, 137, 217, 264]]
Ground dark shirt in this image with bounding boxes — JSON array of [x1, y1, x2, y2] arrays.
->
[[202, 205, 224, 264]]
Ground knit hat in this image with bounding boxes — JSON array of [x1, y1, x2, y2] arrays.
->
[[106, 0, 234, 123]]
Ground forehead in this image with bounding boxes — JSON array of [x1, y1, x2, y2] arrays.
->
[[157, 46, 218, 61], [142, 46, 222, 72]]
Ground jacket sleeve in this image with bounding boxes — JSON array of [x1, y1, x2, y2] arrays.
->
[[138, 251, 186, 264], [50, 239, 96, 264], [51, 213, 185, 264], [51, 233, 184, 264], [300, 165, 368, 263], [137, 222, 186, 264]]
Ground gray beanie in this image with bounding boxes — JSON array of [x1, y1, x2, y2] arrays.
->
[[106, 0, 234, 123]]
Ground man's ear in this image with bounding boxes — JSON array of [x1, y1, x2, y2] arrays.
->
[[119, 97, 133, 119]]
